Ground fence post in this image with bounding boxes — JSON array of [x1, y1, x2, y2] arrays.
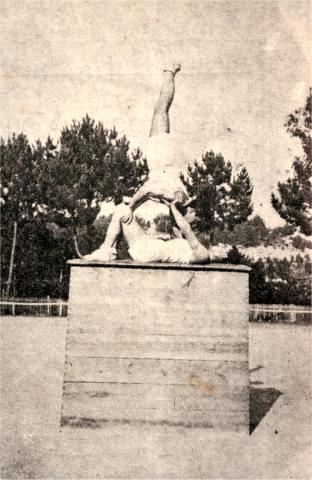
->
[[47, 296, 50, 316], [12, 301, 15, 316], [59, 302, 62, 317]]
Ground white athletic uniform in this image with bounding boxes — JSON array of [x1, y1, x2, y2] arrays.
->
[[129, 237, 194, 264], [86, 135, 193, 263], [144, 133, 187, 200], [127, 134, 191, 263]]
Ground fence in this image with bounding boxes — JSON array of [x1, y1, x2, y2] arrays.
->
[[0, 297, 68, 317], [249, 304, 312, 324]]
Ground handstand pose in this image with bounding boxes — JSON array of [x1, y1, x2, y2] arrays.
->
[[120, 63, 188, 225], [84, 64, 213, 263]]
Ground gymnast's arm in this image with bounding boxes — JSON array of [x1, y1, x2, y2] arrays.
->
[[169, 201, 210, 262], [120, 179, 183, 224]]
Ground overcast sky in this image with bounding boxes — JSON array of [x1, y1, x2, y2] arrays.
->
[[1, 0, 311, 226]]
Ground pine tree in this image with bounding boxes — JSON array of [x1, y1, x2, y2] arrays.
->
[[0, 134, 39, 297], [229, 167, 253, 229], [39, 115, 148, 253], [180, 150, 253, 239], [272, 91, 312, 235]]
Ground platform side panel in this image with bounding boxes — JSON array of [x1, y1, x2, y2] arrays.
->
[[63, 264, 249, 431]]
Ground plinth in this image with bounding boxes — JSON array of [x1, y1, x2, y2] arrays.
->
[[61, 260, 250, 432]]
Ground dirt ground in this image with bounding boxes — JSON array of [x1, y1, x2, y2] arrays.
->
[[1, 317, 311, 479]]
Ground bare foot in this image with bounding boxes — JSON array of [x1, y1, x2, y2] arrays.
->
[[163, 63, 181, 76]]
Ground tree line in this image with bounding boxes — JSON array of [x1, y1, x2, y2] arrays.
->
[[1, 93, 311, 304]]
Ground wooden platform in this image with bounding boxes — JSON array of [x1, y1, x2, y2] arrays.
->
[[61, 261, 250, 432]]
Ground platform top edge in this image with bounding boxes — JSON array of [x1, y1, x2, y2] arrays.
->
[[67, 259, 251, 273]]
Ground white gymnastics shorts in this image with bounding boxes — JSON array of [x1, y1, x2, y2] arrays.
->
[[129, 237, 194, 264], [145, 133, 185, 170]]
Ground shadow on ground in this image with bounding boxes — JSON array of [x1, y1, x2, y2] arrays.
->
[[249, 386, 283, 434]]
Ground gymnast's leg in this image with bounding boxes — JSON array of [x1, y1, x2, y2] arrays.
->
[[84, 204, 145, 261], [149, 64, 181, 136]]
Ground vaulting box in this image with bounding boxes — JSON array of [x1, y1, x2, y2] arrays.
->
[[61, 260, 250, 432]]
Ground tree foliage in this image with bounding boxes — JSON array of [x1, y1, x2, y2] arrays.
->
[[226, 247, 311, 306], [230, 167, 253, 228], [213, 215, 267, 247], [13, 220, 72, 298], [1, 133, 38, 223], [180, 151, 253, 236], [272, 92, 312, 235], [38, 116, 148, 234], [0, 134, 41, 296]]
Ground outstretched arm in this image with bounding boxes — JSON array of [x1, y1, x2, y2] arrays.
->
[[169, 202, 199, 247], [120, 183, 153, 224], [168, 201, 211, 263]]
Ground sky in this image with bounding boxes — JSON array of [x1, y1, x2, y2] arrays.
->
[[1, 0, 311, 226]]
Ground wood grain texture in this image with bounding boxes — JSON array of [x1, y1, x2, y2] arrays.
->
[[68, 309, 248, 334], [65, 356, 249, 386], [63, 382, 248, 411], [66, 332, 248, 360], [68, 323, 247, 337]]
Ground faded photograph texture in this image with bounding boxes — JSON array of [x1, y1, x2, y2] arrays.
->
[[1, 0, 311, 479]]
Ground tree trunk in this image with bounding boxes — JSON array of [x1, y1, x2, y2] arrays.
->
[[73, 233, 83, 259], [6, 221, 17, 299]]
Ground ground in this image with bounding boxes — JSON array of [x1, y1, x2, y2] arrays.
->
[[1, 317, 311, 479]]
